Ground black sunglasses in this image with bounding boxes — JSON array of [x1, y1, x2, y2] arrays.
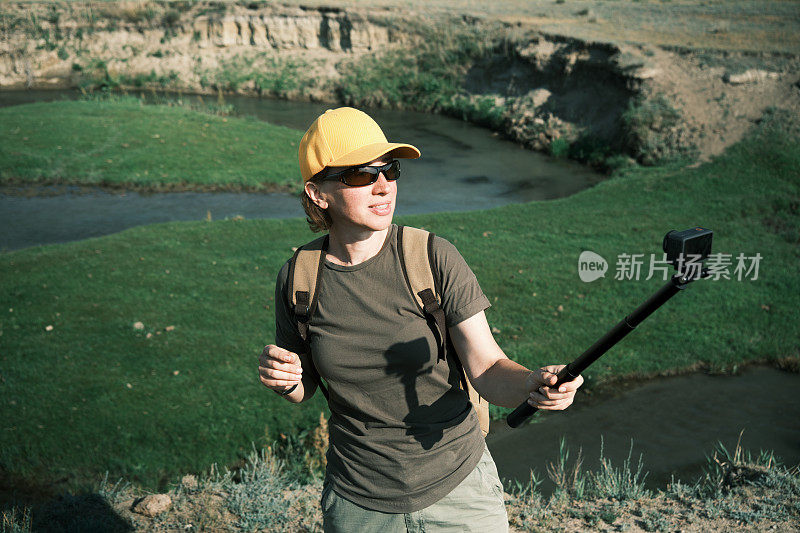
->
[[322, 160, 401, 187]]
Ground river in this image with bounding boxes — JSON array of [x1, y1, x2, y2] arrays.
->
[[0, 89, 600, 251], [486, 365, 800, 495]]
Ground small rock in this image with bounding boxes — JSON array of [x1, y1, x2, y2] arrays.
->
[[181, 474, 198, 490], [723, 69, 778, 85], [633, 66, 660, 80], [530, 88, 552, 108], [132, 494, 171, 517]]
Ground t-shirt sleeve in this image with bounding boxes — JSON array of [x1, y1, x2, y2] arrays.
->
[[431, 235, 491, 327], [274, 260, 307, 354]]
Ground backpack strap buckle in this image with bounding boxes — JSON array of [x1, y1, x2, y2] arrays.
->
[[418, 288, 446, 362], [294, 290, 311, 343], [295, 291, 311, 320]]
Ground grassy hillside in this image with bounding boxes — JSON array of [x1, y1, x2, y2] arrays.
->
[[0, 97, 302, 192], [1, 108, 798, 496]]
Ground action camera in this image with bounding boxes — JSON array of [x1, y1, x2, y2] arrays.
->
[[663, 227, 713, 267]]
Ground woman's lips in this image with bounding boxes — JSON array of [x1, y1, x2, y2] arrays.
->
[[369, 201, 392, 215]]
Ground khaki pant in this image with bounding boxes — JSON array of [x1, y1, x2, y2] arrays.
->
[[321, 444, 509, 533]]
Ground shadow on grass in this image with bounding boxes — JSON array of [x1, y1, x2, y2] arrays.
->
[[1, 470, 133, 533], [30, 493, 133, 532]]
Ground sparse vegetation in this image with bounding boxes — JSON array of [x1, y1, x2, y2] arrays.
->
[[336, 22, 496, 113], [162, 8, 181, 27], [197, 54, 313, 96], [1, 506, 31, 533], [589, 438, 650, 500], [507, 436, 799, 531], [547, 437, 586, 499], [3, 434, 796, 531], [621, 93, 698, 165], [549, 136, 571, 159], [77, 57, 182, 91]]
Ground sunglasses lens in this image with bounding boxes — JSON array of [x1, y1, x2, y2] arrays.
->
[[341, 161, 400, 187], [343, 170, 376, 187], [383, 160, 400, 181]]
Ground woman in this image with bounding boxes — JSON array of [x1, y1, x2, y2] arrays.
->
[[259, 107, 583, 532]]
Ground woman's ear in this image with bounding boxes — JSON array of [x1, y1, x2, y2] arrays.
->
[[304, 181, 329, 210]]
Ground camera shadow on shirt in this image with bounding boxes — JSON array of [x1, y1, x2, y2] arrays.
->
[[381, 337, 473, 450]]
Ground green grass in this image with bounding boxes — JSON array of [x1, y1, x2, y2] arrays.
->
[[0, 98, 303, 192], [0, 108, 798, 497]]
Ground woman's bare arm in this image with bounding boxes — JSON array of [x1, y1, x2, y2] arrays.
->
[[448, 311, 582, 409]]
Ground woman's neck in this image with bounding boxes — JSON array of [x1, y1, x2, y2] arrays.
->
[[326, 225, 390, 266]]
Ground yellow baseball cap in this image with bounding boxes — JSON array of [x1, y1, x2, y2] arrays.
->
[[298, 107, 421, 183]]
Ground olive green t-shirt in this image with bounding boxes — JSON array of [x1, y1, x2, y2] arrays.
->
[[274, 224, 491, 513]]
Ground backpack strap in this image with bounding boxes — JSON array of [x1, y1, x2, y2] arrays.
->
[[288, 234, 329, 401], [399, 226, 446, 362], [398, 225, 491, 436]]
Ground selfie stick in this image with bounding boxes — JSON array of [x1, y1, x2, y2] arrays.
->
[[506, 268, 710, 428]]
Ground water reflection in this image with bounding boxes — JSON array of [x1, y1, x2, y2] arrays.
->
[[486, 366, 800, 496], [0, 186, 303, 251]]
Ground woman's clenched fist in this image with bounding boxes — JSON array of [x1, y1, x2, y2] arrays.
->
[[259, 344, 303, 394]]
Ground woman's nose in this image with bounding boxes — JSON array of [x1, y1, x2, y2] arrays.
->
[[372, 172, 392, 193]]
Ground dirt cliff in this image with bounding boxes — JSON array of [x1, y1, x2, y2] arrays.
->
[[2, 1, 798, 167]]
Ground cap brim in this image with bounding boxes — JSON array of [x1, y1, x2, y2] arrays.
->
[[329, 142, 421, 168]]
